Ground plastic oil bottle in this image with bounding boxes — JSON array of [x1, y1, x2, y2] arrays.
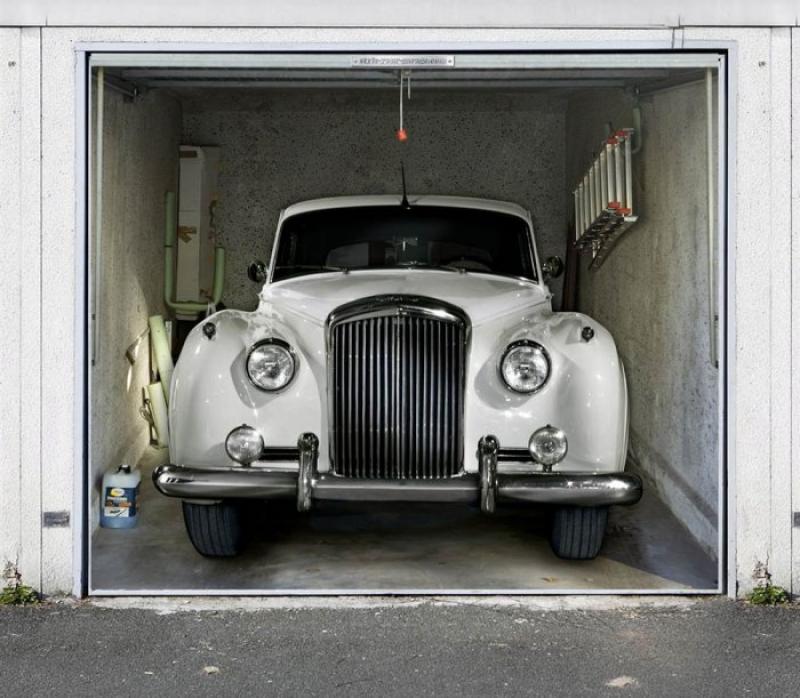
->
[[100, 464, 141, 528]]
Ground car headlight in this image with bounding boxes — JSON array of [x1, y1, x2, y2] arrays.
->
[[225, 424, 264, 464], [500, 340, 550, 393], [246, 339, 296, 391], [529, 425, 568, 467]]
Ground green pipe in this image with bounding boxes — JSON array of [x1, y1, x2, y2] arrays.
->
[[163, 191, 226, 315], [211, 247, 225, 304], [165, 190, 177, 247]]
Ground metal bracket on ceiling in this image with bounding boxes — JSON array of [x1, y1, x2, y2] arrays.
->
[[96, 71, 142, 102]]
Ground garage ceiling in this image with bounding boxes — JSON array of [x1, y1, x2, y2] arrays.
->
[[94, 52, 719, 95]]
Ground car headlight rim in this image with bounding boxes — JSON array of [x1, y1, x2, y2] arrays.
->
[[500, 339, 551, 394], [246, 338, 297, 392]]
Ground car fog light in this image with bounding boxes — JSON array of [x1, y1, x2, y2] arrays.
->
[[528, 425, 568, 468], [225, 425, 264, 465]]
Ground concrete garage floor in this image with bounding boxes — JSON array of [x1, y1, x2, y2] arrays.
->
[[91, 448, 717, 593]]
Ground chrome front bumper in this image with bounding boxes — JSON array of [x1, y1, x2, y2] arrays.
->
[[153, 433, 643, 512]]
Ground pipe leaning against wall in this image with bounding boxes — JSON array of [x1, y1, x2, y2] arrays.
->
[[91, 67, 104, 365], [148, 314, 174, 403], [163, 191, 226, 315], [147, 382, 170, 448], [706, 68, 717, 368]]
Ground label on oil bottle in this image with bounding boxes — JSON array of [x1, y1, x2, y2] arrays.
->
[[103, 486, 138, 518]]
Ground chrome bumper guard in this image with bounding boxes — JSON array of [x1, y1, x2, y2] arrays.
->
[[153, 433, 643, 512]]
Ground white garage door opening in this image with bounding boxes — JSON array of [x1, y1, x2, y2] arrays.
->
[[83, 50, 727, 595]]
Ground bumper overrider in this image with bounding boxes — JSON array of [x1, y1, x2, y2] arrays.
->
[[153, 434, 643, 512]]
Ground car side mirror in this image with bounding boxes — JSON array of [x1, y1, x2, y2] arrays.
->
[[248, 260, 268, 284], [542, 256, 564, 280]]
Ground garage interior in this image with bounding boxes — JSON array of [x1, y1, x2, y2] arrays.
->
[[88, 53, 722, 594]]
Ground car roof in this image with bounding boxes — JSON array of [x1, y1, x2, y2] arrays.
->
[[281, 194, 531, 221]]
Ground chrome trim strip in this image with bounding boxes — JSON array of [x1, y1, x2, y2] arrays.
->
[[312, 474, 478, 503], [152, 464, 297, 500], [479, 435, 498, 514], [153, 465, 643, 507], [296, 432, 318, 512], [327, 294, 470, 327], [497, 473, 643, 506]]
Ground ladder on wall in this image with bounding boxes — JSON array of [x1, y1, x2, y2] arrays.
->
[[573, 128, 638, 269]]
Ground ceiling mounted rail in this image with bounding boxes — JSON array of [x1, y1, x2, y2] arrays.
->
[[89, 52, 722, 71]]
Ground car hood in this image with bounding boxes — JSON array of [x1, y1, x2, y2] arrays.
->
[[259, 269, 550, 326]]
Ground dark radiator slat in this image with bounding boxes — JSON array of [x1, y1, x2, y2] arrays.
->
[[331, 310, 465, 479]]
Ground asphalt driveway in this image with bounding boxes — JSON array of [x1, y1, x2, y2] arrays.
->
[[0, 597, 798, 696]]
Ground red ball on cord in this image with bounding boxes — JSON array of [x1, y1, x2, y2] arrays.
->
[[396, 127, 408, 142]]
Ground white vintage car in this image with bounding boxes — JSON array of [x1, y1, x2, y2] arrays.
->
[[154, 195, 642, 560]]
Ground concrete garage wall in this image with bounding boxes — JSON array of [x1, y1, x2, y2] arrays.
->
[[90, 89, 181, 513], [566, 85, 719, 556], [181, 89, 567, 310]]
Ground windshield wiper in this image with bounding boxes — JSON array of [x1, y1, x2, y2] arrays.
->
[[275, 264, 349, 273], [392, 261, 465, 273]]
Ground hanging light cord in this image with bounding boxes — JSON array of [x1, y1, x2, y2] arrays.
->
[[399, 71, 403, 132], [396, 71, 411, 142]]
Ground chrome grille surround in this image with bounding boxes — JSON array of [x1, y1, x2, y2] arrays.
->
[[327, 295, 470, 480]]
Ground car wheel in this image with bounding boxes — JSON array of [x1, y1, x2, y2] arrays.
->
[[182, 501, 244, 557], [549, 505, 608, 560]]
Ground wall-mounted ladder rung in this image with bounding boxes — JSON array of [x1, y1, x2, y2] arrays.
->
[[573, 128, 638, 269]]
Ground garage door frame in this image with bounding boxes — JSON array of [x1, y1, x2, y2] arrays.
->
[[74, 41, 733, 597]]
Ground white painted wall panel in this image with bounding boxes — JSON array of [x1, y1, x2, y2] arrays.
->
[[766, 28, 792, 592], [18, 27, 43, 591], [720, 27, 773, 596], [0, 27, 23, 585], [686, 26, 793, 594], [39, 27, 80, 593], [791, 27, 800, 597], [3, 0, 799, 29], [0, 27, 43, 593]]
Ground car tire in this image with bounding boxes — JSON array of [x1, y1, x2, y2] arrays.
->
[[182, 501, 244, 557], [549, 505, 608, 560]]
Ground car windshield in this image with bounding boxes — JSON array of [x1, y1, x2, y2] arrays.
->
[[271, 205, 537, 283]]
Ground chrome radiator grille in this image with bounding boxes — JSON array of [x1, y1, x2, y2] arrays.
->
[[329, 298, 467, 480]]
